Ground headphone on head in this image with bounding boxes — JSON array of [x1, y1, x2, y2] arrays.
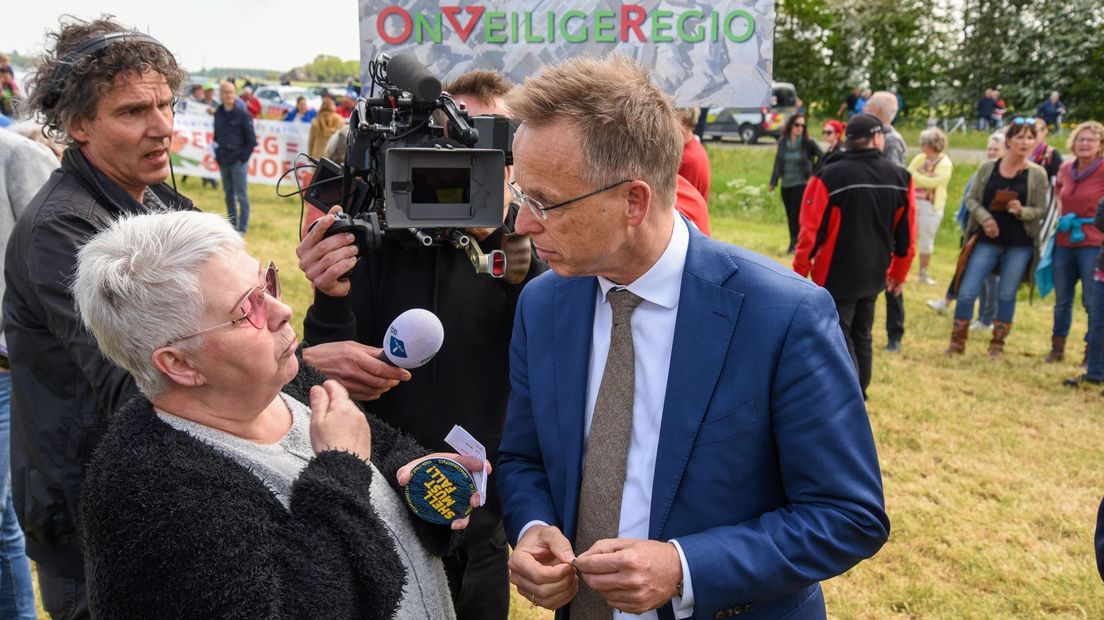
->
[[42, 31, 167, 111]]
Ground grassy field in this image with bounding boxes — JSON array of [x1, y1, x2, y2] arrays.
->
[[34, 141, 1102, 618]]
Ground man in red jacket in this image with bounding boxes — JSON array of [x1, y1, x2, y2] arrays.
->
[[793, 113, 916, 397]]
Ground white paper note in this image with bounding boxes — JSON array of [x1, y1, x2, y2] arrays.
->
[[444, 424, 487, 506]]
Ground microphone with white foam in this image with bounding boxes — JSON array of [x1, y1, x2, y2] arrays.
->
[[381, 308, 445, 369]]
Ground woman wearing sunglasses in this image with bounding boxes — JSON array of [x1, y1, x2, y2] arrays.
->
[[72, 211, 482, 619], [947, 119, 1049, 358], [769, 112, 823, 254]]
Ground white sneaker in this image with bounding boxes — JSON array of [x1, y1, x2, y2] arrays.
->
[[969, 320, 993, 332], [926, 298, 950, 314], [920, 274, 937, 285]]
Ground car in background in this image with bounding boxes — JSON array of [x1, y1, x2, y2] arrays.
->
[[703, 82, 798, 144], [253, 86, 322, 120]]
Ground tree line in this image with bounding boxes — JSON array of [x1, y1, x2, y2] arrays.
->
[[773, 0, 1104, 122]]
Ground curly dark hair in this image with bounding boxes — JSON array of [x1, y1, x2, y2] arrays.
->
[[24, 15, 186, 145]]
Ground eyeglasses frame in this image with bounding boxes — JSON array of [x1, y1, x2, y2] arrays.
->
[[509, 178, 632, 221], [163, 260, 281, 347]]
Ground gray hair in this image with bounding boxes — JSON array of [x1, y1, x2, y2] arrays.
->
[[73, 211, 244, 397], [863, 91, 899, 126], [918, 127, 947, 153], [506, 55, 682, 209]]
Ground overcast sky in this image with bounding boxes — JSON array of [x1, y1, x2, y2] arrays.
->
[[10, 1, 363, 72]]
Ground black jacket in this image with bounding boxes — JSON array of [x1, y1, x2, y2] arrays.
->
[[213, 99, 258, 165], [770, 134, 823, 188], [2, 147, 193, 575], [80, 360, 455, 619], [303, 206, 545, 539], [793, 148, 916, 299]]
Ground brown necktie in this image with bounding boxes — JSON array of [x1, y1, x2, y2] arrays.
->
[[571, 288, 643, 620]]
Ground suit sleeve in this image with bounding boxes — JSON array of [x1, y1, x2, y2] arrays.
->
[[674, 286, 889, 611], [792, 176, 828, 277], [496, 287, 560, 545], [888, 175, 917, 283]]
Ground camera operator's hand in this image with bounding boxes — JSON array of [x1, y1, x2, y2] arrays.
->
[[297, 206, 359, 297], [303, 341, 411, 401]]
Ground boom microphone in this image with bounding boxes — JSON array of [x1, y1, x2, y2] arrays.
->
[[383, 308, 445, 369], [384, 54, 442, 101]]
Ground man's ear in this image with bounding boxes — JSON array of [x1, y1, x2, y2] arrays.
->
[[151, 347, 207, 388], [625, 179, 653, 228], [67, 116, 90, 144]]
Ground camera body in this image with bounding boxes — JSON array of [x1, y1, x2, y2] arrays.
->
[[305, 53, 515, 257]]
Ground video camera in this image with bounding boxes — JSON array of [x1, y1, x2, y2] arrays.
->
[[304, 53, 519, 278]]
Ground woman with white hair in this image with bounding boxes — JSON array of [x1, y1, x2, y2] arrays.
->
[[73, 210, 480, 619], [907, 127, 954, 284]]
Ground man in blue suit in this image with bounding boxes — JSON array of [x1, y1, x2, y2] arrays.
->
[[496, 55, 890, 620]]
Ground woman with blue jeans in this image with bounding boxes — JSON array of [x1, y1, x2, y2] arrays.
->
[[947, 120, 1049, 359], [1046, 121, 1104, 363], [1065, 196, 1104, 389]]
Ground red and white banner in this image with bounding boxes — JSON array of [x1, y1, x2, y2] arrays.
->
[[171, 115, 312, 186]]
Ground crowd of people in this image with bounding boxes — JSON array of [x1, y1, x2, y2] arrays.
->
[[0, 14, 1100, 620]]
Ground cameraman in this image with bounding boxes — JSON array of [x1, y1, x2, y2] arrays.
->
[[297, 70, 543, 619], [2, 16, 191, 619]]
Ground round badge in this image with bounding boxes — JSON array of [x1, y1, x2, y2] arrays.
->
[[403, 457, 475, 525]]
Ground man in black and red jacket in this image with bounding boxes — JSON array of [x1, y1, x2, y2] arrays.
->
[[793, 113, 916, 397]]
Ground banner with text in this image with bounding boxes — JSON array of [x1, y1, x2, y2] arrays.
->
[[358, 0, 774, 108], [170, 116, 313, 186]]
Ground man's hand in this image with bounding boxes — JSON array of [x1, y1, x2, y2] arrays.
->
[[509, 525, 578, 610], [397, 453, 490, 530], [981, 218, 1000, 238], [886, 276, 904, 295], [303, 341, 411, 401], [309, 380, 372, 461], [296, 206, 359, 297], [574, 538, 683, 615]]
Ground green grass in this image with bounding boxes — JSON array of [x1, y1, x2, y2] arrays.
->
[[35, 144, 1102, 618]]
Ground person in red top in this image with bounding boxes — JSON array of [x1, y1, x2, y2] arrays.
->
[[239, 86, 261, 119], [1048, 120, 1104, 363], [677, 108, 711, 202], [793, 114, 916, 397], [675, 174, 710, 236]]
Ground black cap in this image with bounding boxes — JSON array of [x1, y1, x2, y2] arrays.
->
[[846, 113, 884, 139]]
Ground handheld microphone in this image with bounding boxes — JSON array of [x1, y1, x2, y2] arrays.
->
[[384, 54, 442, 101], [383, 308, 445, 369]]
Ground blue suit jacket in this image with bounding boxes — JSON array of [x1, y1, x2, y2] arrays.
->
[[497, 227, 890, 619]]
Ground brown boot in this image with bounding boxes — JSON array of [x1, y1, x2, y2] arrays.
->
[[1045, 335, 1065, 363], [945, 318, 969, 355], [989, 321, 1012, 360]]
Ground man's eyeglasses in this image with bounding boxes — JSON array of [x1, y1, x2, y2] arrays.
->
[[165, 261, 280, 346], [508, 179, 631, 221]]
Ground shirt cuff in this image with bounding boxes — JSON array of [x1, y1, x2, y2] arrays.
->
[[518, 520, 550, 545], [669, 539, 694, 619]]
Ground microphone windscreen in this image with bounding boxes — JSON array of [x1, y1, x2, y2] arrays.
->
[[383, 308, 445, 369], [385, 54, 442, 101]]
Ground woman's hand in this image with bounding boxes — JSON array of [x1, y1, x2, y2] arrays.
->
[[768, 183, 776, 193], [982, 218, 1000, 238], [1006, 199, 1022, 216], [309, 380, 372, 461]]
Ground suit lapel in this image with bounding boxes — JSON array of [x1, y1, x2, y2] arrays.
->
[[650, 234, 743, 539], [552, 276, 597, 541]]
